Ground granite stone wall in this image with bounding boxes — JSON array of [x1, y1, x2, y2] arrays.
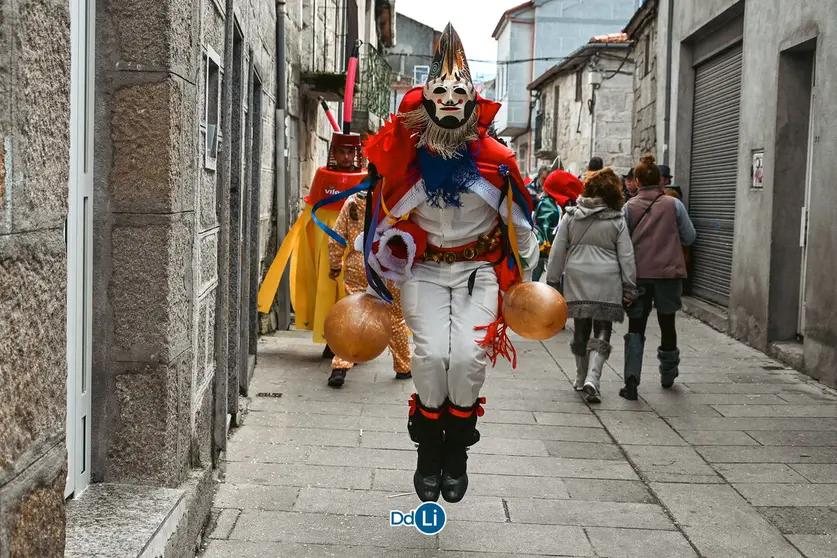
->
[[630, 19, 658, 162], [92, 0, 276, 484], [0, 0, 71, 555]]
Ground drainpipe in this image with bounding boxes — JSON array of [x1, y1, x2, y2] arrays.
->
[[663, 0, 674, 165], [274, 0, 290, 330]]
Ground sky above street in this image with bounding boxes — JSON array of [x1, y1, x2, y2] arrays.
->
[[396, 0, 525, 79]]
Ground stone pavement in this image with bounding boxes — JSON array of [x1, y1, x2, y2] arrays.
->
[[201, 316, 837, 558]]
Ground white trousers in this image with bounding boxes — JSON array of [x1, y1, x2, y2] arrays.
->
[[399, 261, 500, 408]]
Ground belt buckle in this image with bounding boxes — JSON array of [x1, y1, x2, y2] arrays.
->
[[443, 252, 457, 264]]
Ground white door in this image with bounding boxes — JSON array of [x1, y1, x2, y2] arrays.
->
[[798, 64, 816, 337], [66, 0, 95, 499]]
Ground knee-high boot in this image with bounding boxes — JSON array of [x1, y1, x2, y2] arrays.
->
[[621, 333, 645, 400], [658, 348, 680, 388], [441, 398, 484, 503], [584, 339, 612, 403], [407, 394, 444, 502], [570, 341, 589, 391]]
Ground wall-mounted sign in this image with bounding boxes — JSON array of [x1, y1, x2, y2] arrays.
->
[[752, 150, 764, 189]]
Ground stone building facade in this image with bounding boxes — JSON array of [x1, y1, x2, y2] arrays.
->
[[658, 0, 837, 386], [529, 36, 635, 178], [494, 0, 641, 176], [625, 0, 659, 162], [384, 13, 440, 113]]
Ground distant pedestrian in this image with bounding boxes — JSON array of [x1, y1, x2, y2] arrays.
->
[[622, 167, 638, 201], [621, 155, 696, 400], [582, 156, 604, 182], [531, 169, 583, 282], [658, 165, 683, 199], [546, 168, 637, 403], [527, 166, 550, 206]]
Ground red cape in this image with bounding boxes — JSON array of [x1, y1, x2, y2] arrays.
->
[[363, 87, 533, 217]]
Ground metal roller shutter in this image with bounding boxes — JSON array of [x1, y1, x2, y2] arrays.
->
[[688, 44, 743, 307]]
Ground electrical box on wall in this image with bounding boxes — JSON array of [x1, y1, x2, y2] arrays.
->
[[588, 71, 602, 87]]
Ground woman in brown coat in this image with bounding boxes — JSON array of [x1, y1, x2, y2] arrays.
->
[[621, 156, 696, 400]]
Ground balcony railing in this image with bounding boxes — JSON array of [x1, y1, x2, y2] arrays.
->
[[534, 112, 544, 151], [300, 1, 348, 101], [353, 44, 393, 133]]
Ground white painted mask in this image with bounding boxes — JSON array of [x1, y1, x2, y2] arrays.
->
[[421, 23, 477, 130]]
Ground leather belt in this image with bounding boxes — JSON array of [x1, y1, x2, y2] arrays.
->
[[420, 228, 502, 264]]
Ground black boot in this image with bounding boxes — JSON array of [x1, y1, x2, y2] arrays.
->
[[441, 398, 483, 503], [658, 348, 681, 389], [407, 394, 444, 502], [327, 368, 347, 387]]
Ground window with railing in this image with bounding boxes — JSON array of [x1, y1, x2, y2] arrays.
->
[[354, 44, 393, 119], [534, 112, 544, 151], [413, 65, 429, 86]]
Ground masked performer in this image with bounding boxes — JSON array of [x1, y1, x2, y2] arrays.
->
[[257, 131, 366, 355], [359, 23, 538, 503]]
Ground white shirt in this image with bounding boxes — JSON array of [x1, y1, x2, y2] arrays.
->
[[410, 183, 539, 270]]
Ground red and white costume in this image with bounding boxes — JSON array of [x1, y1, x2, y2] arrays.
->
[[359, 23, 537, 504]]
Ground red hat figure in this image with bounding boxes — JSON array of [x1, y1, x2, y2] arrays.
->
[[258, 44, 367, 351]]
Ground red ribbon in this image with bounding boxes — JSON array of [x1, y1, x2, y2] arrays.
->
[[475, 397, 487, 417]]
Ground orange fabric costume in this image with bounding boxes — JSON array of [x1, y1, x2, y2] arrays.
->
[[328, 193, 411, 373]]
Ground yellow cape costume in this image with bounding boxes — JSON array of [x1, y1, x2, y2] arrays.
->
[[258, 167, 367, 343]]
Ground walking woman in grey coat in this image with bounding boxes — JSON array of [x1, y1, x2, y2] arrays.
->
[[545, 169, 637, 402]]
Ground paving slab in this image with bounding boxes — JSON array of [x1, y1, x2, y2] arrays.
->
[[623, 445, 721, 483], [370, 468, 572, 500], [229, 511, 438, 549], [714, 463, 810, 484], [595, 411, 687, 446], [758, 506, 837, 535], [542, 440, 624, 460], [208, 509, 241, 540], [294, 487, 507, 523], [563, 479, 655, 504], [696, 445, 837, 464], [437, 521, 592, 555], [677, 430, 760, 446], [746, 430, 837, 446], [679, 525, 804, 558], [585, 527, 697, 558], [504, 498, 675, 530], [712, 404, 837, 418], [734, 484, 837, 507], [224, 462, 373, 490], [213, 484, 299, 511], [788, 463, 837, 483], [232, 425, 361, 447], [786, 534, 837, 558]]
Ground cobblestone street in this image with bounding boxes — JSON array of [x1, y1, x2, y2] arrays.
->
[[202, 317, 837, 558]]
